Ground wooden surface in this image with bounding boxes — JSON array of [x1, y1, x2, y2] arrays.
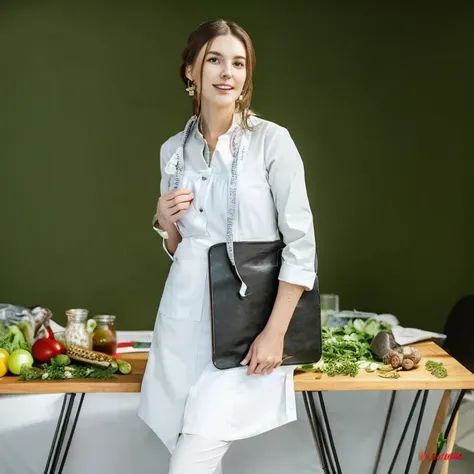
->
[[418, 390, 452, 474], [440, 410, 459, 474], [0, 353, 147, 394], [1, 342, 473, 395], [294, 341, 474, 391]]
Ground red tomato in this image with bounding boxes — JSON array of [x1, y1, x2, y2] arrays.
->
[[32, 338, 66, 363]]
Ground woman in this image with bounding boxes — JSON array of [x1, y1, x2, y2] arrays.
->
[[138, 19, 317, 474]]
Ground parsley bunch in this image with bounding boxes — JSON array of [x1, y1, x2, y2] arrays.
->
[[298, 318, 393, 377], [425, 360, 448, 378], [20, 356, 117, 381]]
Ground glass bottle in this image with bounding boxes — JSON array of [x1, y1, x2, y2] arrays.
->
[[320, 294, 340, 326], [92, 314, 117, 355], [65, 309, 92, 349]]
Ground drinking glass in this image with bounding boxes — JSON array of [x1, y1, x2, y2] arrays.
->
[[320, 294, 339, 326]]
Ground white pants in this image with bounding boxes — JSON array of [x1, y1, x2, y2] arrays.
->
[[168, 433, 232, 474]]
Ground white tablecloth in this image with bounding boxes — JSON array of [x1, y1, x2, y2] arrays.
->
[[1, 389, 457, 474]]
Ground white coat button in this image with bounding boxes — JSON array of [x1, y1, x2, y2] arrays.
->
[[202, 176, 207, 181]]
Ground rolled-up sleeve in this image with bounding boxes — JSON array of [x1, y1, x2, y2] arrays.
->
[[265, 125, 317, 290], [151, 140, 175, 261]]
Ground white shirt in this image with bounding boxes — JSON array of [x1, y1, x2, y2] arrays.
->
[[155, 114, 317, 290], [139, 114, 317, 453]]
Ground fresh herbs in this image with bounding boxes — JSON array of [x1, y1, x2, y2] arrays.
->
[[425, 360, 448, 378], [297, 318, 393, 377], [18, 353, 132, 381], [19, 354, 117, 381], [324, 359, 359, 377]]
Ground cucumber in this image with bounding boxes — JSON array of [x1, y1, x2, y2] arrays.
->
[[117, 359, 132, 375]]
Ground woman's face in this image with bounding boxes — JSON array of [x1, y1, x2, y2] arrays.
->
[[187, 34, 247, 111]]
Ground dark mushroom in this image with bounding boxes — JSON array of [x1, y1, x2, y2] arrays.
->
[[370, 331, 401, 360]]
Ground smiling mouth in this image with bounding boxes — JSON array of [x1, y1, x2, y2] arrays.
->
[[213, 85, 234, 91]]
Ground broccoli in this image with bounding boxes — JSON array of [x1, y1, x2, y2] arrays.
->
[[0, 323, 30, 354], [50, 354, 71, 367]]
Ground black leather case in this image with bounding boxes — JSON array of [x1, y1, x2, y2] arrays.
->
[[208, 240, 322, 369]]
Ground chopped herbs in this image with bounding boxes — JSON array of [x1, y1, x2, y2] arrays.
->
[[323, 359, 359, 377], [19, 362, 117, 381], [425, 360, 448, 378]]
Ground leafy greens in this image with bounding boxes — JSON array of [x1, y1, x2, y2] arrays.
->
[[298, 318, 393, 377]]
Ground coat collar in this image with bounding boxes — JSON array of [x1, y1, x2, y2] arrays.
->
[[194, 113, 241, 141]]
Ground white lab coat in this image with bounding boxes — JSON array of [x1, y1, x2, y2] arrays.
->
[[138, 114, 317, 454]]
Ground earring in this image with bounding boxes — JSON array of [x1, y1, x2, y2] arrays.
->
[[238, 94, 244, 101], [186, 80, 195, 97]]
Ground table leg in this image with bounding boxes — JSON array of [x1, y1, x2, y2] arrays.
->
[[387, 390, 426, 474], [373, 391, 397, 474], [302, 391, 331, 473], [439, 409, 459, 474], [317, 392, 343, 474], [428, 389, 466, 474], [418, 389, 452, 474], [44, 393, 85, 474], [403, 390, 429, 473], [316, 421, 333, 472], [44, 393, 71, 474], [302, 391, 342, 474]]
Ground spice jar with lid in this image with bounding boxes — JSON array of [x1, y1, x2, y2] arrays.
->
[[92, 314, 117, 355], [65, 309, 93, 349]]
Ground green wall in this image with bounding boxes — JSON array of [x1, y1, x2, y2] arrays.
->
[[1, 2, 473, 332]]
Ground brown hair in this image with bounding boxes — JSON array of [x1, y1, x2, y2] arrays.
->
[[179, 19, 257, 131]]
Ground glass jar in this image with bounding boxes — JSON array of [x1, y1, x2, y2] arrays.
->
[[320, 294, 340, 326], [92, 315, 117, 355], [65, 309, 92, 349]]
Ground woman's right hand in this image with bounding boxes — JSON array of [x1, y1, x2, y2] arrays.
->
[[156, 188, 194, 231]]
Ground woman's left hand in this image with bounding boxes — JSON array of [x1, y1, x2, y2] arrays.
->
[[240, 328, 284, 375]]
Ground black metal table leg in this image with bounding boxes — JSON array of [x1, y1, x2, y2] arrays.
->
[[316, 421, 332, 472], [404, 390, 429, 473], [312, 396, 337, 473], [317, 392, 343, 474], [44, 393, 85, 474], [303, 391, 343, 473], [372, 391, 396, 474], [387, 390, 423, 474], [303, 391, 332, 473], [428, 389, 467, 474], [44, 394, 71, 474], [302, 387, 466, 474], [57, 393, 85, 474]]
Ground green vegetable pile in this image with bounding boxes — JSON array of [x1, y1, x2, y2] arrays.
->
[[298, 318, 393, 377], [425, 360, 448, 378], [0, 323, 30, 354], [19, 354, 117, 381]]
